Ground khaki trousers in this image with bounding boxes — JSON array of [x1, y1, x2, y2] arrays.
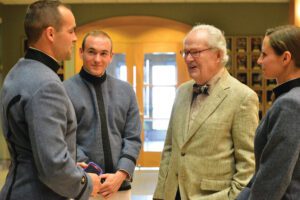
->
[[90, 190, 131, 200]]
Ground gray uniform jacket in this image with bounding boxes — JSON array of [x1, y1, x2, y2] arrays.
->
[[237, 78, 300, 200], [63, 69, 142, 190], [0, 48, 93, 200]]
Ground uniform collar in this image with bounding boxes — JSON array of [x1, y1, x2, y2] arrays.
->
[[79, 67, 106, 85], [273, 77, 300, 100], [24, 47, 61, 73]]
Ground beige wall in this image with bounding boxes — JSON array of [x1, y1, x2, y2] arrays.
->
[[0, 3, 2, 71], [0, 4, 6, 161], [0, 3, 289, 77], [0, 2, 290, 159]]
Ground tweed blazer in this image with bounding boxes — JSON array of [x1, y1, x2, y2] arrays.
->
[[0, 57, 93, 200], [153, 69, 259, 200], [63, 72, 142, 189]]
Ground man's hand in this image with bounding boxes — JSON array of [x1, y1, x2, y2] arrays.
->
[[87, 173, 102, 197], [98, 170, 128, 199]]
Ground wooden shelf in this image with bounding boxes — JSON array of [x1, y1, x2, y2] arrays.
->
[[226, 36, 274, 119]]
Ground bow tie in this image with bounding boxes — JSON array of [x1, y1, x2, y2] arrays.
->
[[192, 83, 209, 99]]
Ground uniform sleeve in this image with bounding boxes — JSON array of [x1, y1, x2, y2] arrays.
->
[[117, 87, 142, 178], [249, 97, 300, 200], [76, 145, 90, 163], [229, 91, 259, 199], [25, 80, 93, 199]]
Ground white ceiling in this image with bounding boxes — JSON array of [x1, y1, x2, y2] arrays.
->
[[0, 0, 289, 4]]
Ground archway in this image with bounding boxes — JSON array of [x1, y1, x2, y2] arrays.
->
[[69, 16, 191, 166]]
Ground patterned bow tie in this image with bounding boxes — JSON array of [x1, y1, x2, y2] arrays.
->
[[192, 83, 209, 99]]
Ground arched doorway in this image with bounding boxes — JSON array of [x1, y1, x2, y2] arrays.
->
[[68, 16, 191, 167]]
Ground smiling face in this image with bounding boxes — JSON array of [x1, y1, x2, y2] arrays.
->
[[81, 35, 113, 77], [183, 30, 223, 84], [257, 36, 286, 82]]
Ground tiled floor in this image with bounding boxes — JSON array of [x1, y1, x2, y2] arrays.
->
[[0, 161, 158, 199], [132, 168, 158, 199]]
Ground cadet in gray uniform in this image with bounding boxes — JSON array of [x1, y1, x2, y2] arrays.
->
[[237, 25, 300, 200], [64, 31, 142, 200], [0, 1, 101, 199], [64, 31, 141, 200]]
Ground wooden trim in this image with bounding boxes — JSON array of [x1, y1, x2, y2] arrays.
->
[[296, 0, 300, 26], [75, 16, 191, 167], [290, 0, 300, 26]]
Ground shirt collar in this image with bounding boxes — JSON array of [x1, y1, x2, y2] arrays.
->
[[202, 67, 225, 94]]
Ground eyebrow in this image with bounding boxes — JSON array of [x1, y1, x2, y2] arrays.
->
[[86, 48, 110, 52], [87, 47, 96, 51], [184, 48, 206, 51]]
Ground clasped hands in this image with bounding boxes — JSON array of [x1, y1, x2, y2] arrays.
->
[[78, 162, 127, 199]]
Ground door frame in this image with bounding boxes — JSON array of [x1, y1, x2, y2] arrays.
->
[[73, 16, 191, 167]]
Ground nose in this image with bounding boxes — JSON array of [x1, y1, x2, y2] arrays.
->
[[257, 55, 262, 65], [94, 53, 101, 62], [185, 53, 194, 63], [73, 34, 77, 42]]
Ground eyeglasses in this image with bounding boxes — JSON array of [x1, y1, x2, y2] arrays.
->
[[180, 48, 213, 58]]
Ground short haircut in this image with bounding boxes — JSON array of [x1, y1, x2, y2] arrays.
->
[[266, 25, 300, 68], [24, 0, 70, 44], [184, 24, 229, 66], [81, 30, 113, 52]]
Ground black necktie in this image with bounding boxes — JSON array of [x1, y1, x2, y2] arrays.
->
[[94, 82, 114, 174], [192, 83, 209, 100]]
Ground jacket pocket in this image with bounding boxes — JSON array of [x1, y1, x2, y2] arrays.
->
[[200, 179, 231, 191]]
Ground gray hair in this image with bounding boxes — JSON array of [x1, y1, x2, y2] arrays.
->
[[186, 24, 229, 65]]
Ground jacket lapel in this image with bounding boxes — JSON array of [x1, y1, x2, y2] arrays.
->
[[175, 82, 193, 146], [183, 70, 230, 145]]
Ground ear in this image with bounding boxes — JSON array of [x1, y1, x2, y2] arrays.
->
[[79, 48, 83, 60], [216, 50, 223, 64], [282, 51, 292, 66], [45, 26, 55, 43], [108, 51, 114, 64]]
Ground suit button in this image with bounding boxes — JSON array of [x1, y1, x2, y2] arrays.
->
[[181, 152, 185, 156], [176, 173, 178, 177], [80, 175, 86, 184]]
